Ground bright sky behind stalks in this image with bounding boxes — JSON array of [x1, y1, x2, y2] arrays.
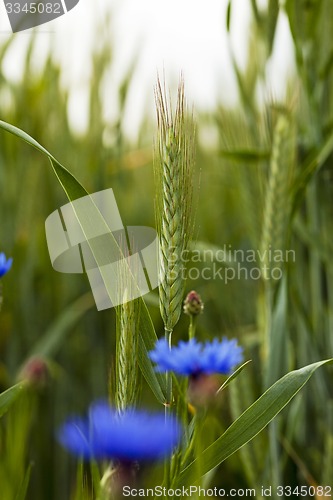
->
[[0, 0, 295, 141]]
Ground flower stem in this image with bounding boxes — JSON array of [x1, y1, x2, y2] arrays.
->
[[164, 327, 173, 498], [164, 327, 173, 404], [188, 316, 196, 340]]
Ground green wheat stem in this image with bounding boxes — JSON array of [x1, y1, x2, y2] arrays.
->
[[260, 111, 296, 495], [163, 327, 173, 497], [164, 327, 173, 405], [155, 78, 195, 493]]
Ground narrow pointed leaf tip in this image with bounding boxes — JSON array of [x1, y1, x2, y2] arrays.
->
[[178, 358, 333, 486]]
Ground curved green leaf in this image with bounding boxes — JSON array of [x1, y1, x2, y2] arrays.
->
[[292, 129, 333, 217], [0, 382, 26, 418], [0, 120, 166, 403], [219, 148, 270, 162], [178, 359, 333, 486], [216, 360, 252, 394], [15, 464, 32, 500]]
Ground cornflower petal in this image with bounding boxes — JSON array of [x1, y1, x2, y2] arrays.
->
[[57, 402, 181, 462], [0, 252, 12, 278], [149, 337, 244, 376], [57, 418, 92, 459]]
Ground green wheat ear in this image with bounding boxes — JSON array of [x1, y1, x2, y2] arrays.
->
[[115, 294, 140, 412], [260, 111, 296, 281], [114, 246, 141, 412], [154, 77, 196, 335]]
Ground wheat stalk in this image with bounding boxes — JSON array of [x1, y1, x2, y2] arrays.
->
[[155, 77, 195, 335]]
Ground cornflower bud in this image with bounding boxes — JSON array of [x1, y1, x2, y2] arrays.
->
[[183, 290, 204, 317], [18, 357, 49, 388]]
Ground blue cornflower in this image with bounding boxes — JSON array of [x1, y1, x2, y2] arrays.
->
[[0, 252, 12, 278], [57, 402, 181, 462], [149, 337, 243, 376]]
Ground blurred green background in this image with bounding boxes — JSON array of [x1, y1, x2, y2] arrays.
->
[[1, 0, 333, 498]]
